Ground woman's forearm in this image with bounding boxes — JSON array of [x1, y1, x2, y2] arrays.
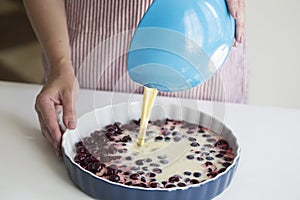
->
[[23, 0, 73, 73]]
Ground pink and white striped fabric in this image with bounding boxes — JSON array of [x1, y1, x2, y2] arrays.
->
[[47, 0, 248, 103]]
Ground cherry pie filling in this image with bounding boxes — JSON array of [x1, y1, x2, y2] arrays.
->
[[73, 119, 234, 189]]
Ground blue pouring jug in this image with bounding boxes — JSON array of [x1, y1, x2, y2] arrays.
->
[[127, 0, 235, 92]]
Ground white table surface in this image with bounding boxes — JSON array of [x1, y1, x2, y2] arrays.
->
[[1, 81, 300, 200]]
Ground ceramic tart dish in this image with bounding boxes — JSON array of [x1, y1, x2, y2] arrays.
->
[[62, 103, 240, 200]]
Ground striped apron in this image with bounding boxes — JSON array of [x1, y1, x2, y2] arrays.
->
[[47, 0, 247, 103]]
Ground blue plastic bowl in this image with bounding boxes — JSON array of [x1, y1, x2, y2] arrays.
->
[[127, 0, 235, 92], [62, 103, 240, 200]]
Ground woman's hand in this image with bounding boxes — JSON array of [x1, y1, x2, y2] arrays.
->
[[35, 67, 79, 157], [226, 0, 245, 47]]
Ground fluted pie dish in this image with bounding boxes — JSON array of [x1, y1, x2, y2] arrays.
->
[[62, 103, 240, 200]]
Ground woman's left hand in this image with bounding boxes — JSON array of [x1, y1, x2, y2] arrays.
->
[[225, 0, 245, 47]]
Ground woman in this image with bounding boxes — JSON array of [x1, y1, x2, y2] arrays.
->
[[23, 0, 246, 157]]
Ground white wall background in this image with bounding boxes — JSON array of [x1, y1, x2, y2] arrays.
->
[[247, 0, 300, 109]]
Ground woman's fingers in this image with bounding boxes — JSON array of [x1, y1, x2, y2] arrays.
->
[[61, 90, 77, 130], [226, 0, 239, 19], [35, 94, 62, 153], [235, 0, 245, 43], [37, 111, 62, 157], [226, 0, 245, 45]]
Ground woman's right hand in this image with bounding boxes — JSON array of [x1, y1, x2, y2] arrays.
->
[[35, 67, 79, 157], [23, 0, 78, 157]]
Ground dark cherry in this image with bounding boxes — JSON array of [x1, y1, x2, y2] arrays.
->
[[207, 172, 218, 178], [129, 173, 140, 180], [109, 174, 120, 182], [118, 148, 128, 153], [75, 141, 84, 148], [76, 146, 87, 154], [106, 127, 117, 134], [198, 129, 205, 133], [105, 132, 113, 139], [160, 160, 169, 164], [88, 161, 102, 173], [123, 171, 130, 175], [141, 176, 147, 182], [83, 156, 93, 166], [177, 182, 186, 187], [130, 166, 140, 171], [149, 163, 160, 167], [214, 139, 229, 149], [201, 152, 209, 156], [152, 168, 162, 174], [193, 172, 201, 178], [97, 136, 109, 145], [107, 165, 118, 175], [207, 138, 216, 143], [190, 142, 200, 147], [135, 159, 145, 166], [121, 135, 132, 142], [172, 131, 180, 136], [149, 182, 160, 188], [165, 184, 176, 188], [107, 145, 118, 154], [186, 155, 195, 160], [202, 134, 210, 138], [74, 154, 87, 164], [137, 171, 145, 175], [155, 136, 163, 141], [138, 183, 148, 188], [162, 130, 171, 136], [134, 119, 141, 125], [206, 156, 214, 160], [84, 137, 96, 145], [184, 178, 190, 183], [142, 166, 149, 171], [125, 156, 132, 161], [161, 181, 168, 186], [168, 176, 180, 183], [215, 154, 223, 158], [173, 136, 181, 142], [223, 157, 233, 161], [125, 181, 133, 186], [205, 161, 213, 166], [184, 171, 192, 176], [219, 168, 227, 173], [147, 172, 156, 177], [188, 137, 196, 141], [190, 179, 200, 184], [157, 154, 167, 159], [219, 150, 226, 155], [222, 162, 231, 168]]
